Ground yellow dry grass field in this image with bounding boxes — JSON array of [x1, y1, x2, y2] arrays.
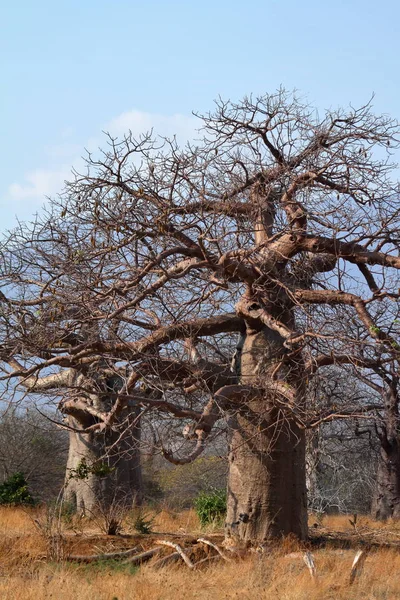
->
[[0, 507, 400, 599]]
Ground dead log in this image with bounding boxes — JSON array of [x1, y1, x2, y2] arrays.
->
[[66, 546, 140, 563]]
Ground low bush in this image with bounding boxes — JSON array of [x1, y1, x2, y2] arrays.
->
[[0, 472, 35, 505], [194, 489, 226, 527], [127, 508, 155, 534]]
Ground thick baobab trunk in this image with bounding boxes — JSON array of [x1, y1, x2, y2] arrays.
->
[[225, 324, 308, 543], [64, 411, 143, 514], [371, 388, 400, 520], [372, 438, 400, 520]]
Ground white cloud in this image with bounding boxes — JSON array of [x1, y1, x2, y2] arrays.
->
[[8, 166, 71, 201]]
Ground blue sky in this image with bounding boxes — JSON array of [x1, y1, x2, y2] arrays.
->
[[2, 0, 400, 232]]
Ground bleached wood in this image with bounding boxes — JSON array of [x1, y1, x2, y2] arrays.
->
[[159, 540, 194, 569], [349, 550, 367, 585], [303, 551, 317, 581]]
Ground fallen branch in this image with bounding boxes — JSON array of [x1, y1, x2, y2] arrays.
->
[[122, 547, 162, 565], [152, 552, 181, 569], [159, 540, 194, 569], [66, 546, 140, 563], [197, 538, 232, 562], [349, 550, 368, 585], [194, 555, 222, 568], [150, 531, 198, 541], [303, 551, 317, 581]]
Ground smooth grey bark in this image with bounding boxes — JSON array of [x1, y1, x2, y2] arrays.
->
[[225, 323, 308, 543], [63, 409, 143, 514]]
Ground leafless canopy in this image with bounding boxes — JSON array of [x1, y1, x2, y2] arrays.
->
[[1, 90, 400, 462]]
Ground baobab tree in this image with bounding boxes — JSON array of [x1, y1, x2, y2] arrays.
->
[[311, 303, 400, 520], [1, 90, 400, 543], [370, 366, 400, 520], [305, 364, 379, 514], [336, 305, 400, 520], [0, 264, 143, 514]]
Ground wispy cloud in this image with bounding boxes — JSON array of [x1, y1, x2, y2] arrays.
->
[[6, 110, 197, 207], [106, 110, 198, 143]]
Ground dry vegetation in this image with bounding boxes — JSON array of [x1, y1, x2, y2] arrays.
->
[[0, 507, 400, 599]]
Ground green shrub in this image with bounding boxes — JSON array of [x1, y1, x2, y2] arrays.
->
[[68, 458, 114, 480], [0, 472, 35, 505], [194, 489, 226, 527], [128, 508, 155, 534]]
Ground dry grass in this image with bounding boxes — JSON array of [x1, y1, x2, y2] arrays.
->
[[0, 507, 400, 599], [142, 506, 200, 534]]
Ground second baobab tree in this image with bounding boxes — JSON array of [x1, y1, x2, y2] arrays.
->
[[1, 90, 400, 543]]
